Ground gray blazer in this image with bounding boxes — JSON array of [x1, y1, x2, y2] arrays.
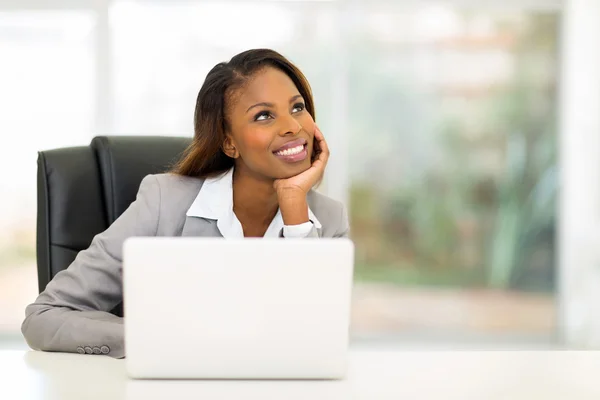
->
[[21, 174, 349, 359]]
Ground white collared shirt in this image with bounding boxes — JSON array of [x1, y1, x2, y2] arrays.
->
[[186, 168, 321, 238]]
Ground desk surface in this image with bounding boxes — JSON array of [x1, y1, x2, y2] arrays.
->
[[2, 348, 600, 399]]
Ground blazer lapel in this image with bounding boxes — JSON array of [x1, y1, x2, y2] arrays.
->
[[180, 216, 222, 237]]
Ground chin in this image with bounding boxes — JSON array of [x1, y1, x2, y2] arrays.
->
[[273, 161, 311, 179]]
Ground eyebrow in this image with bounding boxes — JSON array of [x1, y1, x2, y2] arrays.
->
[[245, 94, 303, 114]]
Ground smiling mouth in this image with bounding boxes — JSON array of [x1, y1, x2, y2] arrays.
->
[[274, 144, 306, 157], [272, 143, 308, 163]]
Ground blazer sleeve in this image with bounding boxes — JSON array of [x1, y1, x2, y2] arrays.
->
[[21, 175, 161, 359], [303, 200, 349, 238], [333, 202, 350, 238]]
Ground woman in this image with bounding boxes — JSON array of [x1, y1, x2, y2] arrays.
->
[[21, 49, 349, 359]]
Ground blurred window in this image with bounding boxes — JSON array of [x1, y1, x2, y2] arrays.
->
[[0, 2, 558, 344]]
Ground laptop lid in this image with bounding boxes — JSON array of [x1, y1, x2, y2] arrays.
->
[[123, 237, 354, 379]]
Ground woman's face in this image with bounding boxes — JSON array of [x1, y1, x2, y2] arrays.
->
[[225, 66, 316, 180]]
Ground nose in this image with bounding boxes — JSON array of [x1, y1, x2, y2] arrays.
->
[[278, 114, 302, 137]]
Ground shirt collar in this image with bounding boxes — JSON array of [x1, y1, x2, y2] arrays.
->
[[186, 168, 322, 231], [186, 168, 233, 221]]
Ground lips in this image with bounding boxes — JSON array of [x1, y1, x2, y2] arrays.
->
[[272, 138, 307, 154], [272, 138, 308, 163]]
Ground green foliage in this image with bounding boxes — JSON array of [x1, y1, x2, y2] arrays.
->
[[349, 13, 558, 292]]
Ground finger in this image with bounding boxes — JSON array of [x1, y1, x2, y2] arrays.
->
[[312, 143, 329, 172], [315, 130, 330, 159], [313, 124, 325, 143], [314, 125, 324, 140]]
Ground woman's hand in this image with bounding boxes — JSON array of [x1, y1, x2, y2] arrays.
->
[[273, 125, 329, 198], [274, 125, 329, 226]]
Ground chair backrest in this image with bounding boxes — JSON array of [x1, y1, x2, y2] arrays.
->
[[36, 136, 192, 311]]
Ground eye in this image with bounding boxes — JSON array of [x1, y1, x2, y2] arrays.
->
[[292, 102, 305, 113], [254, 111, 272, 121]]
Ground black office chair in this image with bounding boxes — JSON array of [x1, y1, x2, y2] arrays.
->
[[36, 135, 192, 316]]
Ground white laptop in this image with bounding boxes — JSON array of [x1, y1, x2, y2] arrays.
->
[[122, 237, 354, 380]]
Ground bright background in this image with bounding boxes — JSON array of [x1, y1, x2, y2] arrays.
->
[[1, 0, 599, 349]]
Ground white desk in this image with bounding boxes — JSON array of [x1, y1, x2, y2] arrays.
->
[[2, 348, 600, 399]]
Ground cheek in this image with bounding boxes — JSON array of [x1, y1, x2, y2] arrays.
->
[[300, 114, 316, 134], [238, 127, 272, 153]]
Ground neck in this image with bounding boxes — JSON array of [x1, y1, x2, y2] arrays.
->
[[232, 166, 279, 225]]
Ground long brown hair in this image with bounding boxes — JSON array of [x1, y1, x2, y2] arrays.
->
[[171, 49, 316, 178]]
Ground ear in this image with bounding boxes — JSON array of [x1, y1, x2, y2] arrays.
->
[[222, 135, 239, 159]]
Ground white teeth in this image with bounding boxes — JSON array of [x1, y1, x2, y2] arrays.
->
[[276, 144, 304, 156]]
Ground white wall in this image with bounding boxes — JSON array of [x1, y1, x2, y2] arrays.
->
[[559, 0, 600, 347]]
